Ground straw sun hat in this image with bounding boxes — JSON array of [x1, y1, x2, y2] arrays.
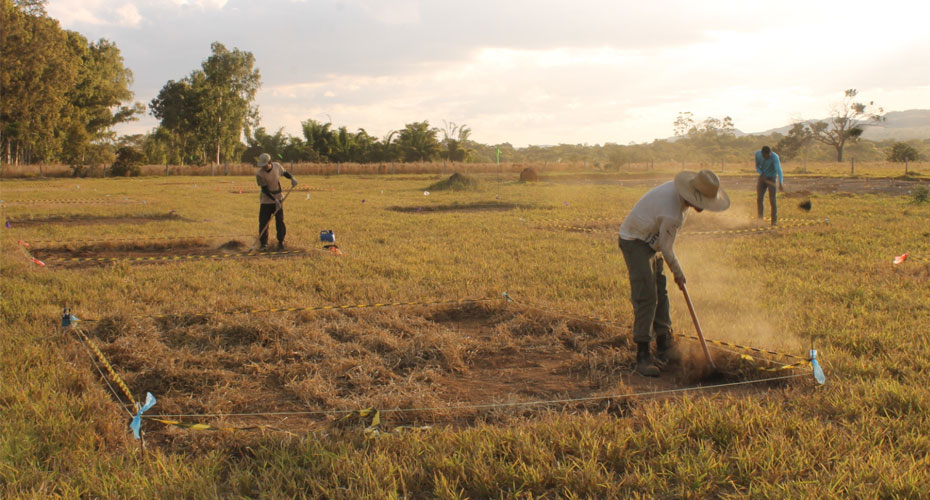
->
[[674, 170, 730, 211]]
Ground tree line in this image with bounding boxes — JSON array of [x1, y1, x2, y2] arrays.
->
[[2, 1, 926, 176], [1, 0, 143, 172]]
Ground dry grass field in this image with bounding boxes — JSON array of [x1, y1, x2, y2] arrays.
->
[[2, 168, 929, 498]]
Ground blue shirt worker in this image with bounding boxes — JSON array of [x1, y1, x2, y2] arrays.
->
[[755, 146, 783, 226], [255, 153, 298, 251]]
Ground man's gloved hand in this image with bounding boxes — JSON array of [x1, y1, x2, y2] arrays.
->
[[290, 177, 298, 188], [275, 199, 283, 211], [674, 273, 686, 291]]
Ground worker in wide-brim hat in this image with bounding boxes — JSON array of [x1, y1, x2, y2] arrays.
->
[[618, 169, 729, 377], [255, 153, 298, 251]]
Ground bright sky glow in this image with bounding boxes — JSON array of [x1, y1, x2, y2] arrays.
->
[[47, 0, 930, 146]]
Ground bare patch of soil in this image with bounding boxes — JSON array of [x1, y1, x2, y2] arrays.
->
[[6, 212, 189, 227], [388, 201, 525, 213], [31, 239, 313, 267], [77, 303, 789, 451]]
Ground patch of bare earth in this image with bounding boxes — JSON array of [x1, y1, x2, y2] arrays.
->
[[6, 212, 189, 227], [31, 239, 293, 267], [388, 202, 525, 213], [76, 303, 788, 452]]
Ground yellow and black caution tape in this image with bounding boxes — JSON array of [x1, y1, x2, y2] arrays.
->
[[76, 297, 497, 323], [682, 219, 829, 236], [739, 354, 811, 372], [73, 328, 135, 405], [522, 215, 620, 226], [232, 186, 330, 193], [530, 217, 828, 237], [24, 234, 253, 246], [2, 198, 142, 205], [145, 418, 298, 435], [503, 294, 809, 369], [339, 408, 382, 438], [41, 249, 315, 264]]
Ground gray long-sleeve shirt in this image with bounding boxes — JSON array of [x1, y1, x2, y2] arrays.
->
[[618, 181, 689, 279]]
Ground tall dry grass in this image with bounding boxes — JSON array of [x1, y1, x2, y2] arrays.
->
[[2, 171, 929, 498]]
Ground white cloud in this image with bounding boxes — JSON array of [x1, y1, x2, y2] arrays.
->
[[115, 3, 142, 27], [170, 0, 228, 9], [341, 0, 421, 25], [47, 0, 109, 26]]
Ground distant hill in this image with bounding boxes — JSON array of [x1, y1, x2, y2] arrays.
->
[[752, 109, 930, 141]]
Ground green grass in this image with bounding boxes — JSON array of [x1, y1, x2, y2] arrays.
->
[[2, 172, 929, 498]]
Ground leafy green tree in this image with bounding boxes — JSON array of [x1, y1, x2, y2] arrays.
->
[[672, 112, 695, 137], [242, 126, 288, 164], [150, 80, 199, 165], [199, 42, 260, 165], [887, 142, 919, 162], [59, 34, 144, 166], [301, 119, 336, 162], [374, 130, 399, 163], [396, 121, 440, 162], [151, 42, 260, 167], [805, 89, 884, 162], [1, 1, 141, 167], [109, 135, 145, 176], [440, 121, 474, 163], [775, 123, 814, 161], [142, 127, 172, 166], [1, 0, 78, 164]]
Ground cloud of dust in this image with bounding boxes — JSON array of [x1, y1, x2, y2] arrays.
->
[[672, 212, 807, 361]]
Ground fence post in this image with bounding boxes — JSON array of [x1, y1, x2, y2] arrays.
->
[[850, 157, 855, 176], [905, 159, 909, 176], [721, 158, 725, 172]]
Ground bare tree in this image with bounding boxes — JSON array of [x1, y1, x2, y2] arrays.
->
[[806, 89, 884, 162]]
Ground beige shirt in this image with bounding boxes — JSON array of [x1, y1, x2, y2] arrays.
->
[[256, 162, 286, 204], [619, 181, 689, 279]]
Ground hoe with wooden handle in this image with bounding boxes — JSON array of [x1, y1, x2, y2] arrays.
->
[[680, 283, 717, 371]]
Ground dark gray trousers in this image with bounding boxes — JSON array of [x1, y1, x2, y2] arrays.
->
[[756, 174, 777, 225], [619, 237, 672, 344], [259, 203, 285, 246]]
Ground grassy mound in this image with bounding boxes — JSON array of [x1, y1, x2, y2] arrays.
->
[[426, 172, 479, 191]]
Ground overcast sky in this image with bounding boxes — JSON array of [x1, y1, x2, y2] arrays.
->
[[48, 0, 930, 147]]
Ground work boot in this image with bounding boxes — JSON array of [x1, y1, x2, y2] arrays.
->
[[635, 342, 660, 377], [277, 241, 286, 251], [259, 244, 268, 252], [655, 333, 681, 367]]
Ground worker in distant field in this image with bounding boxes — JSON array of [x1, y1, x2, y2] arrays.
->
[[255, 153, 298, 251], [755, 145, 783, 226], [619, 170, 730, 377]]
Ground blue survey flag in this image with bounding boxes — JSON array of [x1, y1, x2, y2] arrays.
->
[[131, 392, 157, 439], [810, 350, 825, 385]]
